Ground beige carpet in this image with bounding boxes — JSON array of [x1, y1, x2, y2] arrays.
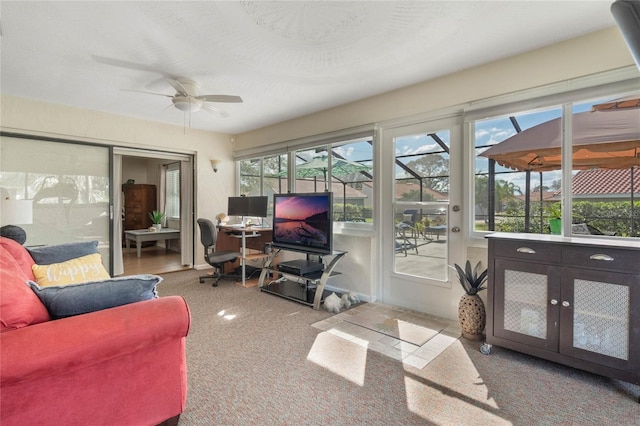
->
[[158, 270, 640, 425], [343, 309, 449, 346]]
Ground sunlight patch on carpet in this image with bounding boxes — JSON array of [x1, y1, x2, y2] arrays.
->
[[403, 375, 506, 424], [217, 310, 236, 320], [307, 331, 367, 386]]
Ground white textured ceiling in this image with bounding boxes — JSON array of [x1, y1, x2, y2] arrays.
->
[[0, 1, 616, 134]]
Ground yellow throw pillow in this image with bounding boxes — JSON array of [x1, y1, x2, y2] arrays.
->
[[32, 253, 110, 287]]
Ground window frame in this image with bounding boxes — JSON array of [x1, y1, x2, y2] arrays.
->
[[165, 163, 180, 220], [235, 126, 376, 233], [465, 76, 640, 242]]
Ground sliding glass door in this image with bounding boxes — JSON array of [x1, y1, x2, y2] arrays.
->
[[0, 135, 111, 271]]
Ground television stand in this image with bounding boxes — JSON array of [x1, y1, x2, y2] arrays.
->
[[258, 248, 347, 310]]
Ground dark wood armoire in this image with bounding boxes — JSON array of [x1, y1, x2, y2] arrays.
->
[[123, 184, 157, 231]]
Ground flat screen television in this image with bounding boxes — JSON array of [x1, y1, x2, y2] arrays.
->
[[227, 196, 269, 218], [272, 192, 333, 255]]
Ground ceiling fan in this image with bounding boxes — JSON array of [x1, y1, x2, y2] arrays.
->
[[126, 77, 242, 118]]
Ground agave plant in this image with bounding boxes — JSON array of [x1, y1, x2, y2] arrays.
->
[[148, 210, 165, 224], [451, 260, 488, 295]]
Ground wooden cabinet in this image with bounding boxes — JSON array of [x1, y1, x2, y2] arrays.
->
[[486, 233, 639, 385], [123, 184, 156, 230]]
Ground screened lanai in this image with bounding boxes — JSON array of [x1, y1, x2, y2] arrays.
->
[[475, 93, 640, 237]]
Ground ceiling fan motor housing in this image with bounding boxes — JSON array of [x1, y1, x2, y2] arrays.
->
[[172, 95, 202, 112]]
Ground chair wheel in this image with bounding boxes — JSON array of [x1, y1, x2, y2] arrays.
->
[[199, 278, 204, 283], [480, 343, 492, 355], [212, 282, 218, 287]]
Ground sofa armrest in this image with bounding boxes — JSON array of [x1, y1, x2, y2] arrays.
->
[[1, 296, 190, 385]]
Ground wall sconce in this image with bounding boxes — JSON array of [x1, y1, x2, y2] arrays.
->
[[210, 159, 221, 173]]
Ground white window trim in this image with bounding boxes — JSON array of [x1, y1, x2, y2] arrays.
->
[[465, 67, 640, 244]]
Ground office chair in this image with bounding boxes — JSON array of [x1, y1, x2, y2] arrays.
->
[[197, 218, 240, 286]]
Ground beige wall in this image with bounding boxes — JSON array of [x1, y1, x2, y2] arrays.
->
[[0, 95, 235, 267], [234, 27, 634, 149]]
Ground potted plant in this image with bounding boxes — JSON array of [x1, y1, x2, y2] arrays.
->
[[148, 210, 165, 230], [451, 260, 488, 340], [545, 202, 562, 235]]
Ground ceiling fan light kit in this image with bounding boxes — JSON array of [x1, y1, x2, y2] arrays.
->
[[118, 75, 242, 119], [172, 96, 203, 112]]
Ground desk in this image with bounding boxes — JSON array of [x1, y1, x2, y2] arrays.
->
[[125, 228, 180, 258], [216, 226, 272, 286]]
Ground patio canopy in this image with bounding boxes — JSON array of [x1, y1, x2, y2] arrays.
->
[[480, 108, 640, 172]]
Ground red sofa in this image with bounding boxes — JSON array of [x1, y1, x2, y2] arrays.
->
[[0, 237, 190, 426]]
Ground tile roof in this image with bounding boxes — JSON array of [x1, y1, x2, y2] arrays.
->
[[265, 178, 367, 199], [394, 182, 448, 201], [568, 168, 640, 195]]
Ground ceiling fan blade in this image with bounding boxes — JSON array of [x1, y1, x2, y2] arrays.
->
[[197, 95, 243, 103], [92, 55, 165, 75], [167, 78, 191, 96], [201, 103, 229, 118], [121, 89, 172, 98]]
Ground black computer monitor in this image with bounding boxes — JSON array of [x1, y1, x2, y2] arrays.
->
[[227, 196, 268, 218]]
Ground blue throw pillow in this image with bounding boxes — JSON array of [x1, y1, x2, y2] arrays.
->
[[27, 241, 99, 265], [28, 274, 162, 319]]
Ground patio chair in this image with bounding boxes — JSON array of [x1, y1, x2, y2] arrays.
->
[[571, 222, 617, 236], [395, 222, 418, 256]]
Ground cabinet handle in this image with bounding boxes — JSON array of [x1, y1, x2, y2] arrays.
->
[[562, 301, 570, 307], [516, 247, 536, 254], [589, 254, 614, 261], [550, 299, 558, 305]]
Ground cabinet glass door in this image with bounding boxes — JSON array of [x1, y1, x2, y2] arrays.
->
[[560, 269, 636, 371], [494, 259, 560, 351]]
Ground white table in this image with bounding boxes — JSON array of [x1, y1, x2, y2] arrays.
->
[[124, 228, 180, 258], [220, 225, 270, 286]]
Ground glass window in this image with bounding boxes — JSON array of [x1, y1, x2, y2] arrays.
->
[[165, 166, 180, 219], [239, 158, 261, 196], [263, 154, 287, 197], [293, 137, 374, 223], [474, 106, 561, 234], [332, 139, 373, 223], [239, 134, 375, 225], [473, 90, 640, 238], [569, 95, 640, 237], [238, 154, 288, 225], [394, 130, 450, 203], [0, 136, 111, 267], [393, 128, 450, 280]]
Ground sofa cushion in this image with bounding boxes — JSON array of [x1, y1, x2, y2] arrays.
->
[[27, 240, 99, 265], [0, 237, 35, 281], [0, 225, 27, 245], [32, 253, 110, 287], [0, 246, 50, 332], [28, 274, 162, 319]]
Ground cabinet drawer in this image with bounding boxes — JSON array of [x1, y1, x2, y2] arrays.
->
[[562, 246, 640, 273], [492, 240, 561, 263]]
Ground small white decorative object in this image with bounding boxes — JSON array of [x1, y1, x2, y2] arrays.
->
[[347, 291, 360, 304], [340, 293, 351, 309], [148, 226, 157, 232], [324, 292, 341, 313]]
